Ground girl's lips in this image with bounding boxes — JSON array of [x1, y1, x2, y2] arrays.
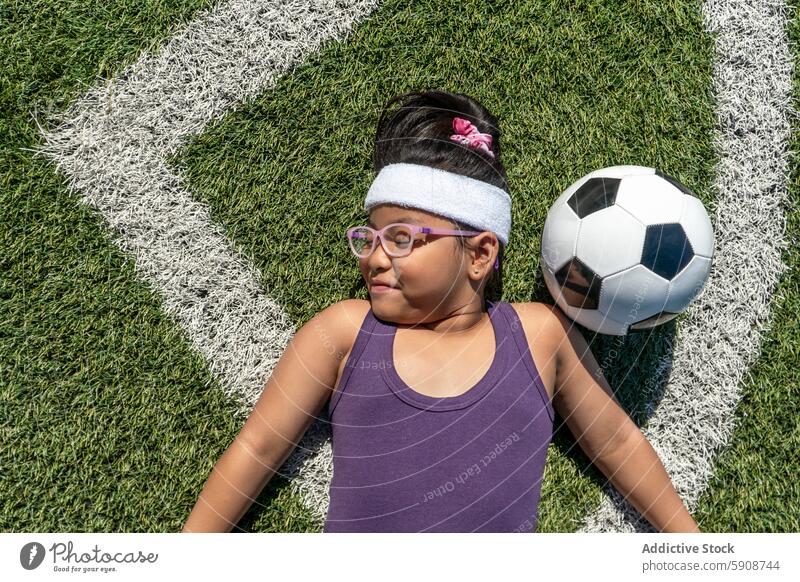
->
[[370, 284, 396, 293]]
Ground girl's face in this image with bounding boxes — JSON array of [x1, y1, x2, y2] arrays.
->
[[360, 204, 497, 324]]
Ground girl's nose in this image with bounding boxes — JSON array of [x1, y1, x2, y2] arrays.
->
[[366, 236, 393, 269]]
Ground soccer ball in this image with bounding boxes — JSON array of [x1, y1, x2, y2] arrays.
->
[[540, 165, 714, 335]]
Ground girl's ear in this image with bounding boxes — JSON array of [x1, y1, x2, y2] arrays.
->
[[467, 232, 500, 273], [472, 230, 500, 269]]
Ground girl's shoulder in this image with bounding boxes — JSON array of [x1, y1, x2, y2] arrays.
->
[[327, 298, 372, 342], [507, 301, 564, 335], [325, 298, 372, 373], [507, 301, 569, 356]]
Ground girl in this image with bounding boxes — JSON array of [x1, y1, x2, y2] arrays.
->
[[182, 90, 700, 533]]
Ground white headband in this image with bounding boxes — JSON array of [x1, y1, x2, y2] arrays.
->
[[364, 163, 511, 247]]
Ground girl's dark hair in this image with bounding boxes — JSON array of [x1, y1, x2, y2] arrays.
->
[[372, 90, 509, 297]]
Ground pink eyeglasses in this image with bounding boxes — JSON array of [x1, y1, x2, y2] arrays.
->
[[346, 223, 500, 270]]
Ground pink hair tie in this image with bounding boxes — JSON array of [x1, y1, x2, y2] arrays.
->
[[449, 116, 495, 159]]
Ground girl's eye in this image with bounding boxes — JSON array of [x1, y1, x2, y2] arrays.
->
[[387, 226, 412, 245]]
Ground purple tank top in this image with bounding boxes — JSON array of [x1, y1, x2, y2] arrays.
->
[[323, 299, 555, 533]]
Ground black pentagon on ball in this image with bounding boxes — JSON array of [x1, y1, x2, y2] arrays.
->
[[554, 257, 602, 310], [655, 169, 697, 197], [641, 223, 694, 280], [567, 177, 621, 218], [629, 310, 680, 331]]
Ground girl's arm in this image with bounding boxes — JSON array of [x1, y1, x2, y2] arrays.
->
[[546, 305, 700, 533], [181, 300, 359, 532]]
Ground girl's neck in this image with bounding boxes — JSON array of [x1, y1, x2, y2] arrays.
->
[[403, 298, 489, 335]]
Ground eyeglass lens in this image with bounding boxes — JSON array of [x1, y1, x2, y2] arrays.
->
[[350, 224, 414, 257]]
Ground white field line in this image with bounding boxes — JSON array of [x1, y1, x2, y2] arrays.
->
[[579, 0, 796, 531], [37, 0, 381, 526], [36, 0, 794, 532]]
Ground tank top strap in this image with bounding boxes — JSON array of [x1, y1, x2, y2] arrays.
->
[[328, 307, 380, 417], [494, 301, 555, 423]]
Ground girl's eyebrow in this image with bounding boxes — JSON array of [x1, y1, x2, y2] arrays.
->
[[368, 216, 421, 228]]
